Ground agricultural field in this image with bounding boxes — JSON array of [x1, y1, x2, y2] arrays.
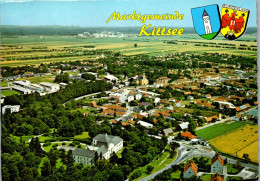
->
[[210, 124, 258, 163], [196, 121, 246, 140], [0, 34, 257, 67]]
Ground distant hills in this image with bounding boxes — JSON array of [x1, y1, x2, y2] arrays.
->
[[0, 25, 257, 36]]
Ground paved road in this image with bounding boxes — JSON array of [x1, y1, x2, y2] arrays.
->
[[62, 92, 103, 105], [139, 142, 258, 181]]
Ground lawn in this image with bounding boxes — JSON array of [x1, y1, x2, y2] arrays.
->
[[74, 131, 90, 139], [16, 75, 55, 84], [227, 176, 243, 181], [196, 121, 246, 140], [201, 174, 213, 181], [38, 135, 53, 143], [1, 81, 9, 87], [171, 171, 181, 179], [130, 150, 177, 180], [1, 90, 20, 97], [10, 134, 34, 144]]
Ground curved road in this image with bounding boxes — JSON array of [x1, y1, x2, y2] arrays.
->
[[139, 142, 258, 181]]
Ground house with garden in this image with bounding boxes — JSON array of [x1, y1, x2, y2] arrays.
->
[[211, 153, 224, 174], [183, 160, 198, 179]]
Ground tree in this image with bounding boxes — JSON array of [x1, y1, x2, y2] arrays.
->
[[82, 73, 96, 81], [110, 152, 118, 163], [41, 160, 52, 177], [242, 153, 250, 162], [134, 44, 137, 47], [54, 73, 70, 83], [48, 150, 58, 168], [188, 120, 196, 134], [170, 141, 180, 150], [146, 165, 154, 174], [20, 167, 34, 181], [108, 170, 124, 181], [66, 150, 74, 167]]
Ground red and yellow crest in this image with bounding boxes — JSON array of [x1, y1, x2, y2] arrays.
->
[[220, 4, 250, 40]]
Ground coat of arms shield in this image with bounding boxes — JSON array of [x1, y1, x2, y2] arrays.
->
[[220, 4, 250, 40], [191, 4, 221, 40]]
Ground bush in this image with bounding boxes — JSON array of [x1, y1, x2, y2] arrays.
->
[[52, 143, 58, 148], [130, 169, 143, 180], [146, 165, 154, 174], [73, 141, 80, 145], [69, 143, 75, 147], [45, 138, 56, 143], [43, 142, 51, 147], [62, 142, 66, 146]]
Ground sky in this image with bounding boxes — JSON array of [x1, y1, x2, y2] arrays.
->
[[0, 0, 257, 27]]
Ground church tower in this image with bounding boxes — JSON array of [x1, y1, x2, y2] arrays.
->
[[202, 9, 212, 34]]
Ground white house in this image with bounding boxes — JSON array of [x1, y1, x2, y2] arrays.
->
[[2, 105, 20, 114], [211, 154, 224, 174], [154, 97, 161, 104], [135, 93, 142, 100], [104, 74, 118, 83], [128, 95, 135, 102], [183, 161, 198, 179], [178, 122, 189, 130], [138, 120, 153, 128]]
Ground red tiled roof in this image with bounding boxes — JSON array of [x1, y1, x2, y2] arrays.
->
[[103, 105, 127, 111], [184, 92, 191, 95], [181, 132, 196, 139], [205, 115, 219, 122], [210, 174, 224, 181], [236, 107, 242, 112], [211, 154, 224, 166]]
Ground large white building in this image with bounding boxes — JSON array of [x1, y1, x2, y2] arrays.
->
[[2, 105, 20, 114], [73, 134, 123, 165], [39, 82, 60, 93]]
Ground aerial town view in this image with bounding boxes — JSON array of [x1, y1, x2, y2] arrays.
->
[[0, 0, 258, 181]]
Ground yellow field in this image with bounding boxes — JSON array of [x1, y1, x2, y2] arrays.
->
[[210, 124, 258, 163]]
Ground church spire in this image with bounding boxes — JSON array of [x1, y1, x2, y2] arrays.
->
[[202, 9, 209, 17]]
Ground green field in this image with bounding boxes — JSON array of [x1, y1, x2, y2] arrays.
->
[[1, 90, 20, 97], [196, 121, 246, 140]]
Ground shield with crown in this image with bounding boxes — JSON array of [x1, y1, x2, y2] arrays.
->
[[220, 4, 250, 40], [191, 4, 221, 40]]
